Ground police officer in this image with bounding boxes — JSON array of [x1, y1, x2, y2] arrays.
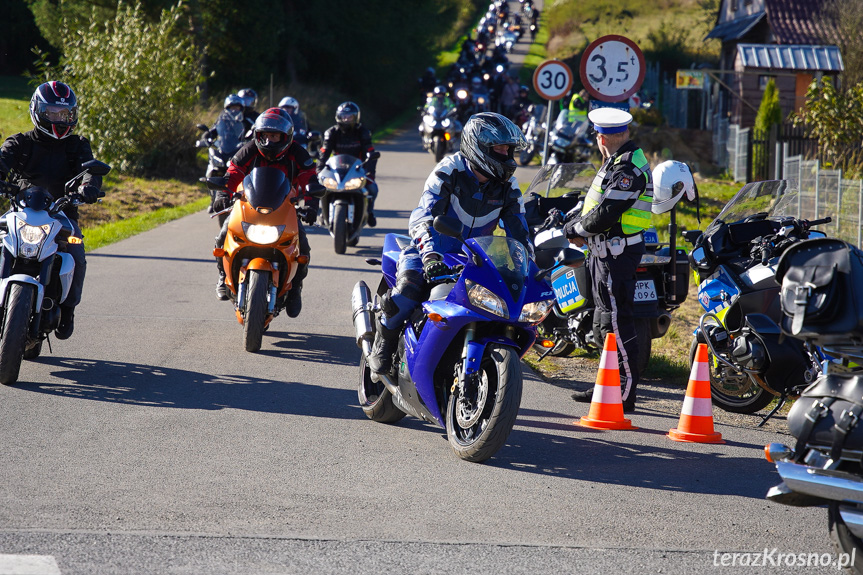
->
[[567, 89, 589, 123], [563, 108, 653, 412]]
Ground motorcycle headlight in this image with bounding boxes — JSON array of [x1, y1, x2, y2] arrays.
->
[[322, 177, 339, 190], [442, 118, 451, 128], [477, 97, 486, 105], [423, 115, 436, 127], [242, 223, 284, 245], [456, 89, 468, 100], [518, 300, 554, 324], [466, 278, 508, 318], [17, 221, 51, 257], [344, 177, 364, 190]]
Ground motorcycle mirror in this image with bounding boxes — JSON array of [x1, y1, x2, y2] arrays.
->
[[196, 123, 208, 132], [433, 215, 464, 240], [81, 159, 112, 177], [306, 183, 327, 199], [204, 176, 229, 191], [681, 229, 702, 245], [367, 151, 381, 161], [557, 247, 585, 269]]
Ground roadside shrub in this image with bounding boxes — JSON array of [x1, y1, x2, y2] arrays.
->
[[35, 2, 203, 175]]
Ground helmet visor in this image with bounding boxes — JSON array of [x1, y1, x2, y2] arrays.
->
[[336, 111, 357, 125], [38, 102, 77, 125]]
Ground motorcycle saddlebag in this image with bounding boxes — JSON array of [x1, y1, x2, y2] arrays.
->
[[787, 373, 863, 462], [775, 238, 863, 345]]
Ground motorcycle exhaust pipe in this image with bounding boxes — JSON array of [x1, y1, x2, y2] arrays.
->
[[351, 281, 374, 356], [653, 312, 672, 338]]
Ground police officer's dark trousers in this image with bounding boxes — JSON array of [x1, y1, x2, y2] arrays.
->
[[589, 241, 644, 408]]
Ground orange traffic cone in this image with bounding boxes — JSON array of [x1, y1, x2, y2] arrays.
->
[[668, 343, 724, 444], [577, 332, 637, 430]]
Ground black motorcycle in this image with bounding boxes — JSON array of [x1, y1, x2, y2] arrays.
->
[[524, 163, 689, 372], [317, 152, 381, 254], [684, 179, 831, 418], [766, 237, 863, 573]]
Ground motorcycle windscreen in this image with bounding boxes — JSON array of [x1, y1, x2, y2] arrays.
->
[[243, 167, 291, 210], [329, 154, 362, 177], [214, 117, 245, 156], [522, 163, 596, 200], [709, 180, 800, 231], [472, 236, 529, 302]]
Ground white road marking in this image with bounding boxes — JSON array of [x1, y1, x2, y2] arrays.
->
[[0, 555, 61, 575]]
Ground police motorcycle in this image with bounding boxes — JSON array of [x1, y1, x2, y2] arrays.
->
[[518, 103, 546, 166], [683, 179, 832, 417], [0, 160, 110, 384], [317, 151, 381, 255], [352, 215, 584, 462], [543, 111, 593, 165], [765, 237, 863, 574], [525, 163, 690, 373], [418, 99, 462, 163]]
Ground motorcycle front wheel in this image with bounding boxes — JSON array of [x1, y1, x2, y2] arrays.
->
[[830, 503, 863, 574], [433, 136, 446, 163], [0, 284, 34, 385], [357, 355, 405, 424], [446, 344, 522, 463], [688, 337, 774, 413], [333, 203, 348, 255], [243, 269, 269, 353]]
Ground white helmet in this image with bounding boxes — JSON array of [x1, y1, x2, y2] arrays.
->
[[651, 160, 695, 214], [278, 96, 300, 114]]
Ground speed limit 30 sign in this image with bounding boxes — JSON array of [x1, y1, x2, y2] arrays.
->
[[579, 35, 645, 103], [532, 60, 573, 101]]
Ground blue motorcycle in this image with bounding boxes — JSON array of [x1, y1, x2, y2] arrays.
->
[[351, 216, 583, 462]]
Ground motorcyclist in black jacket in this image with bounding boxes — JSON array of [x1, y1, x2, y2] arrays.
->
[[318, 101, 380, 227], [0, 81, 104, 340]]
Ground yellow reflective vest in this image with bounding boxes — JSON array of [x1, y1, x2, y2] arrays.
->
[[581, 147, 653, 235]]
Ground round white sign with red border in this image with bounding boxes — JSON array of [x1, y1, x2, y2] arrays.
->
[[579, 35, 645, 103], [532, 60, 574, 101]]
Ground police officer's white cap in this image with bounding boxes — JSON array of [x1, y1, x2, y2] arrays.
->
[[588, 107, 633, 135]]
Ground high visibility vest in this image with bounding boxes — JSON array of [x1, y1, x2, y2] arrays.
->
[[581, 148, 653, 235], [567, 94, 588, 123]]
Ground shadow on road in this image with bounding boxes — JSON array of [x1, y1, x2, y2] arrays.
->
[[88, 253, 213, 265], [17, 355, 363, 419], [490, 419, 776, 499]]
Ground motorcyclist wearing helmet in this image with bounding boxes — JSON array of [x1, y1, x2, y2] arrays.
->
[[427, 85, 454, 109], [0, 81, 104, 340], [367, 112, 531, 375], [318, 101, 380, 227], [237, 88, 260, 129], [278, 96, 309, 134], [202, 94, 246, 142], [213, 108, 323, 316]]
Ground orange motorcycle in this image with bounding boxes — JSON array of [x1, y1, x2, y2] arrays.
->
[[208, 167, 323, 352]]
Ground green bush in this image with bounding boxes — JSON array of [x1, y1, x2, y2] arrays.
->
[[754, 79, 782, 132], [35, 3, 203, 175]]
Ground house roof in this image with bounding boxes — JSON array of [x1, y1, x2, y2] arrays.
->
[[737, 43, 844, 72], [706, 11, 765, 41], [764, 0, 832, 45], [706, 0, 837, 44]]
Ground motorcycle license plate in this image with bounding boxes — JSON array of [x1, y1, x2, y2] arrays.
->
[[634, 279, 657, 302]]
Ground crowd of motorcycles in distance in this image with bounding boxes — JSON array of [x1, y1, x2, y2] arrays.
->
[[418, 0, 535, 162]]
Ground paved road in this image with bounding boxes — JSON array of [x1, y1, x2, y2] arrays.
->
[[0, 15, 838, 575]]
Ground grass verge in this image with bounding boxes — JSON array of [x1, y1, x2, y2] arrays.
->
[[83, 197, 209, 252]]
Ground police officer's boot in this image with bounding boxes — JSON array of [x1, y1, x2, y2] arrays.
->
[[55, 305, 75, 340], [286, 283, 303, 318], [367, 316, 400, 375]]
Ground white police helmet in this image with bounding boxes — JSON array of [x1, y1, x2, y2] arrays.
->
[[651, 160, 695, 214]]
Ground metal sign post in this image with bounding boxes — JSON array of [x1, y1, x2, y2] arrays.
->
[[532, 60, 573, 166]]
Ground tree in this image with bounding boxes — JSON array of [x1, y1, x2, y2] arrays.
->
[[37, 2, 204, 174], [818, 0, 863, 88], [754, 78, 782, 132], [794, 79, 863, 176]]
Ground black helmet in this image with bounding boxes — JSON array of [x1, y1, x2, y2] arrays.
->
[[238, 88, 258, 110], [335, 101, 360, 129], [30, 81, 78, 140], [460, 112, 527, 182], [253, 108, 294, 161]]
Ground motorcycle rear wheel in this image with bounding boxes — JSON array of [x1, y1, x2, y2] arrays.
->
[[357, 356, 405, 424], [243, 269, 269, 353], [0, 284, 34, 385], [829, 502, 863, 574], [446, 344, 522, 463], [688, 337, 774, 413], [333, 203, 348, 255]]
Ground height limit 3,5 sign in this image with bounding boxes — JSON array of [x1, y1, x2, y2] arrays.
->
[[579, 35, 645, 103], [532, 60, 573, 101]]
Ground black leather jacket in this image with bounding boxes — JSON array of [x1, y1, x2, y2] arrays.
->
[[319, 124, 377, 176]]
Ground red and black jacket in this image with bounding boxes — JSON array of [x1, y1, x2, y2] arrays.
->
[[226, 140, 317, 199]]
